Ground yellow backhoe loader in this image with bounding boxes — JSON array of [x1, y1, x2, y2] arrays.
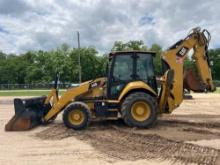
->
[[5, 27, 215, 131]]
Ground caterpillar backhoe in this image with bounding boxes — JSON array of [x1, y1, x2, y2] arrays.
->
[[5, 27, 215, 131]]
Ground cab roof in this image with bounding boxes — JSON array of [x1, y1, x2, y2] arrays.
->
[[109, 50, 156, 57]]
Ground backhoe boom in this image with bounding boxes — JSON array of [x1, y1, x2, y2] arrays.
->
[[159, 27, 215, 113]]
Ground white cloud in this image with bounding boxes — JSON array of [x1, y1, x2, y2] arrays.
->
[[0, 0, 219, 54]]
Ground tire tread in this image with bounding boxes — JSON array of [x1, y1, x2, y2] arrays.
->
[[121, 92, 157, 128]]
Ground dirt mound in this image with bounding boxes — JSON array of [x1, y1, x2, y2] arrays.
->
[[35, 121, 220, 165]]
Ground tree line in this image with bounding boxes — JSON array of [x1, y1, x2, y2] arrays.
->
[[0, 41, 219, 85]]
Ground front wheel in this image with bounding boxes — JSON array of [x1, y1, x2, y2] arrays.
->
[[63, 102, 91, 130], [121, 92, 157, 128]]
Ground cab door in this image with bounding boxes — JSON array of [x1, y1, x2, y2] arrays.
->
[[135, 53, 157, 92], [107, 53, 135, 99]]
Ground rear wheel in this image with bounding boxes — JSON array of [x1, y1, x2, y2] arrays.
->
[[121, 92, 157, 128], [63, 102, 91, 130]]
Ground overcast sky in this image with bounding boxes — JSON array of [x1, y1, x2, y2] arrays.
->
[[0, 0, 219, 54]]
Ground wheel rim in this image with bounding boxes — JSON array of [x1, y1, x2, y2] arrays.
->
[[131, 101, 151, 122], [68, 109, 85, 125]]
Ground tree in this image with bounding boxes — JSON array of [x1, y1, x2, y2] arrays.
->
[[126, 40, 147, 51], [208, 48, 220, 80], [111, 41, 126, 51], [69, 47, 105, 82], [112, 40, 147, 51], [0, 42, 219, 87], [149, 43, 162, 75]]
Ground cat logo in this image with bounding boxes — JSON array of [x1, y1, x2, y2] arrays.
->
[[177, 47, 188, 57], [89, 81, 100, 89], [91, 82, 98, 88]]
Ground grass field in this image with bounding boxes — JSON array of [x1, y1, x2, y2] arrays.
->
[[0, 88, 219, 96], [215, 87, 220, 93], [0, 89, 66, 96]]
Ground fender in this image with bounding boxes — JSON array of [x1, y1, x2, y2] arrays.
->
[[118, 81, 157, 101]]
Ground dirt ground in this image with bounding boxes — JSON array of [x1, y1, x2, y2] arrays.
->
[[0, 94, 220, 165]]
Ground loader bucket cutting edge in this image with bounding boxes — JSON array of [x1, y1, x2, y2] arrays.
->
[[5, 96, 51, 131]]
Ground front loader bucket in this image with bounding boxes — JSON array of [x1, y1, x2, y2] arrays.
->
[[5, 96, 51, 131]]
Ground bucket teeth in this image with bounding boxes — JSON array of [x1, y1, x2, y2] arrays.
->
[[5, 96, 51, 131]]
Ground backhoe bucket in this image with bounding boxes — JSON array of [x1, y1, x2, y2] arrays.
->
[[183, 68, 206, 92], [5, 96, 51, 131]]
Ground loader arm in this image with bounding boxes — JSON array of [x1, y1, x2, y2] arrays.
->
[[159, 27, 215, 113], [43, 81, 90, 121], [43, 78, 105, 122]]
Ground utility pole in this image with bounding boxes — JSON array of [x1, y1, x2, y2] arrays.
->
[[77, 31, 81, 83]]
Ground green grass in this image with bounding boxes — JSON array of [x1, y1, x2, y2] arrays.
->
[[0, 89, 66, 96], [215, 87, 220, 93]]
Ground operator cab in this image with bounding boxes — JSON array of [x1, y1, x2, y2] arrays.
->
[[107, 51, 157, 99]]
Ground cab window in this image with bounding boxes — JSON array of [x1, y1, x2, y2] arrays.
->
[[136, 53, 154, 81], [112, 55, 133, 81]]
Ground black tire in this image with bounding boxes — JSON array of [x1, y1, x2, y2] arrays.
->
[[62, 102, 91, 130], [121, 92, 157, 128]]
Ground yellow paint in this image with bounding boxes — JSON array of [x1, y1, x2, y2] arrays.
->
[[68, 110, 85, 125], [160, 28, 215, 113], [44, 82, 89, 121], [118, 81, 157, 101], [158, 70, 170, 113], [193, 46, 215, 91], [81, 77, 107, 98], [161, 38, 196, 107], [106, 100, 120, 103], [131, 101, 150, 121], [44, 77, 106, 121], [44, 88, 59, 105]]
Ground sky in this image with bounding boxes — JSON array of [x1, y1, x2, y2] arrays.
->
[[0, 0, 219, 54]]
